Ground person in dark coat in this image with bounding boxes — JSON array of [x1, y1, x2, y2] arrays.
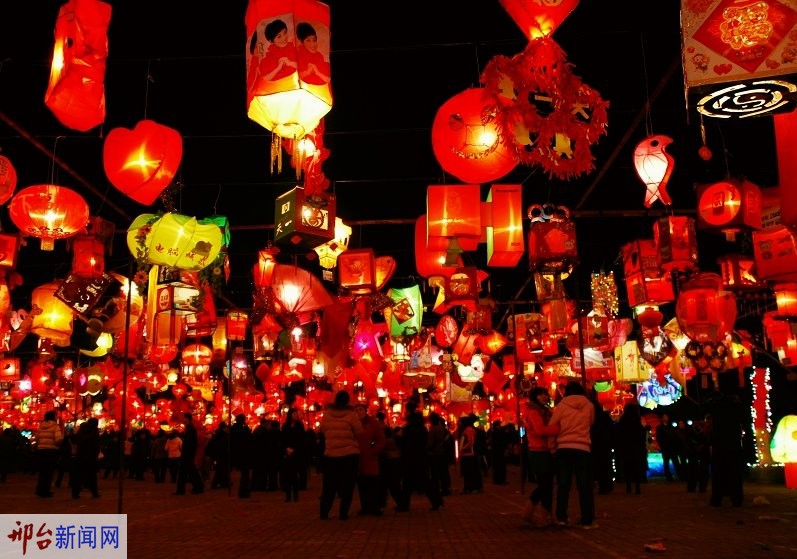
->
[[251, 417, 280, 491], [590, 393, 616, 494], [704, 381, 747, 507], [206, 422, 230, 489], [175, 413, 204, 495], [280, 408, 306, 502], [71, 418, 101, 499], [230, 414, 253, 498], [396, 400, 443, 511], [615, 402, 647, 494], [490, 420, 508, 485]]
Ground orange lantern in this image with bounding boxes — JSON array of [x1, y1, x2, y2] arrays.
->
[[415, 215, 460, 278], [337, 248, 376, 295], [485, 184, 524, 267], [0, 155, 17, 205], [498, 0, 578, 40], [245, 0, 332, 149], [182, 343, 213, 367], [30, 281, 75, 347], [226, 310, 249, 342], [481, 330, 508, 355], [653, 216, 698, 274], [774, 283, 797, 318], [0, 234, 20, 269], [696, 179, 762, 241], [8, 184, 89, 250], [44, 0, 111, 132], [71, 235, 105, 278], [675, 273, 737, 343], [103, 120, 183, 205], [430, 88, 517, 184], [633, 134, 674, 208]]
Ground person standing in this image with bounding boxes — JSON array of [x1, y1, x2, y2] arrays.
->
[[164, 430, 182, 483], [615, 402, 647, 495], [280, 408, 306, 503], [523, 387, 560, 526], [34, 410, 62, 498], [590, 392, 615, 495], [457, 414, 483, 494], [490, 420, 509, 485], [397, 400, 443, 511], [174, 413, 204, 495], [427, 412, 452, 500], [71, 418, 101, 499], [354, 403, 385, 515], [656, 413, 681, 481], [704, 380, 747, 507], [206, 422, 230, 490], [150, 429, 168, 483], [230, 414, 253, 498], [549, 380, 596, 529], [318, 390, 362, 520]]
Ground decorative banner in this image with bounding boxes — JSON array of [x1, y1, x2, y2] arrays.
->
[[682, 0, 797, 118]]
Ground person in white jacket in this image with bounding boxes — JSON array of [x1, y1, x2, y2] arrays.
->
[[549, 380, 596, 529]]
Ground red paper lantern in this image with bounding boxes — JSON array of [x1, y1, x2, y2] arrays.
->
[[103, 120, 183, 205], [653, 216, 698, 274], [9, 185, 89, 251], [498, 0, 578, 39], [337, 248, 376, 295], [633, 135, 674, 208], [226, 310, 249, 342], [426, 184, 482, 251], [431, 88, 517, 184], [753, 225, 797, 281], [485, 184, 524, 267], [71, 235, 105, 278], [527, 204, 577, 272], [675, 273, 737, 343], [0, 155, 17, 205], [44, 0, 111, 131], [414, 215, 460, 278]]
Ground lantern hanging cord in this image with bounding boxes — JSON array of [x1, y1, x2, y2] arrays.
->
[[213, 184, 222, 214], [50, 136, 64, 185], [640, 34, 653, 137], [144, 60, 153, 120]]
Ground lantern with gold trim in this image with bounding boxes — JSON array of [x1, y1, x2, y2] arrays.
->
[[9, 185, 90, 251]]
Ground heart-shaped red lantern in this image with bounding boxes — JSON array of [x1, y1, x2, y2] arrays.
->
[[431, 88, 517, 184], [103, 119, 183, 205]]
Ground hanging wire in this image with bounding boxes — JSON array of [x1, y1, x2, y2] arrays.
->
[[144, 59, 153, 119], [640, 34, 653, 137], [50, 136, 64, 184], [473, 42, 481, 86], [212, 184, 222, 215]]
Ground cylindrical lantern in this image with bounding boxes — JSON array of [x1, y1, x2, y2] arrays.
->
[[71, 235, 105, 278], [245, 0, 332, 140], [31, 281, 74, 347], [44, 0, 112, 132], [103, 120, 183, 205], [430, 88, 517, 184], [226, 310, 249, 342], [675, 273, 737, 343], [0, 155, 18, 205], [653, 216, 698, 274], [8, 184, 90, 250]]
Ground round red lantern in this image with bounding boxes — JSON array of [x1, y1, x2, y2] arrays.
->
[[181, 343, 213, 367], [431, 87, 517, 184], [8, 184, 89, 250], [675, 273, 737, 343], [103, 119, 183, 205], [0, 155, 18, 205]]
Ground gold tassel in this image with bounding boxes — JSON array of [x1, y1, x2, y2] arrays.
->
[[270, 134, 283, 175], [292, 134, 305, 181]]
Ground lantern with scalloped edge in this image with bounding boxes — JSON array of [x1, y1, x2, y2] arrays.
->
[[431, 88, 517, 184], [44, 0, 111, 132], [675, 273, 737, 343], [127, 213, 222, 271], [0, 155, 17, 206], [31, 281, 75, 347], [103, 120, 183, 205], [245, 0, 332, 147], [9, 184, 89, 251]]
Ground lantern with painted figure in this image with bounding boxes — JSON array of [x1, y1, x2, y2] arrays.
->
[[9, 185, 89, 251], [103, 120, 182, 205], [245, 0, 332, 163], [127, 213, 223, 272], [430, 88, 517, 184], [44, 0, 112, 131]]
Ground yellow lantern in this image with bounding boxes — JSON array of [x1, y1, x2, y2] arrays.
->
[[80, 332, 114, 357], [126, 213, 223, 272], [313, 217, 351, 269], [30, 281, 74, 347]]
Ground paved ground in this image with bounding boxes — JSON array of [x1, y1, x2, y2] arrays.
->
[[1, 466, 796, 559]]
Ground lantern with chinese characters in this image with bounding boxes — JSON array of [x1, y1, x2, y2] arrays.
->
[[634, 135, 674, 208], [274, 186, 335, 250], [44, 0, 112, 131], [485, 184, 524, 267], [0, 155, 17, 205], [337, 248, 376, 295], [675, 273, 737, 343], [71, 235, 105, 278], [31, 281, 74, 347], [753, 225, 797, 281], [103, 120, 183, 206], [245, 0, 332, 155], [653, 216, 698, 274], [127, 213, 222, 271], [430, 88, 517, 184], [8, 184, 89, 250], [696, 179, 762, 241]]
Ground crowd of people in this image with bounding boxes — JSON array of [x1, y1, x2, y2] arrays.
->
[[0, 380, 748, 522]]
